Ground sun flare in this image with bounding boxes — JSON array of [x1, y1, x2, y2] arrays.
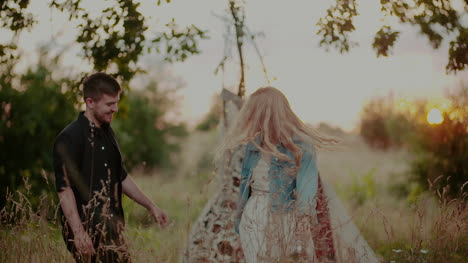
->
[[427, 108, 443, 125]]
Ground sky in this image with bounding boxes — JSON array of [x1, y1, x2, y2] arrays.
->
[[2, 0, 467, 131]]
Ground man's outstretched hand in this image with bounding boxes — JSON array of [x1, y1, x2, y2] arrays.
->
[[122, 176, 169, 228], [149, 205, 169, 228]]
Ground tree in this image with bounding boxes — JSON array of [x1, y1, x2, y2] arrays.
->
[[228, 0, 247, 97], [0, 50, 79, 209], [358, 84, 467, 198], [410, 84, 467, 198], [196, 94, 223, 131], [317, 0, 468, 73], [0, 0, 205, 211], [0, 48, 191, 211], [0, 0, 208, 82], [214, 0, 271, 98], [359, 95, 417, 150], [113, 79, 188, 171]]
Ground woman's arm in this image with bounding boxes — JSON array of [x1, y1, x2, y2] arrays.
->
[[295, 149, 319, 217]]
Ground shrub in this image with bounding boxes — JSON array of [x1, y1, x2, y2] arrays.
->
[[409, 85, 467, 198], [113, 81, 188, 171], [0, 55, 79, 210]]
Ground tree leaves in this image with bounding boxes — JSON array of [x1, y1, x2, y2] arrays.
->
[[1, 0, 207, 83], [318, 0, 468, 73], [152, 19, 208, 63], [447, 27, 468, 72], [316, 0, 359, 54], [0, 0, 35, 32], [0, 49, 79, 209], [373, 26, 400, 57]]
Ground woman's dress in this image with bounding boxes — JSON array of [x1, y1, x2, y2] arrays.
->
[[239, 155, 316, 262]]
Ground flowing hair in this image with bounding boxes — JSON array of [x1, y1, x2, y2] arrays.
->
[[216, 87, 337, 172]]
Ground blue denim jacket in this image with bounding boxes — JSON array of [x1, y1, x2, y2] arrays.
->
[[234, 137, 318, 233]]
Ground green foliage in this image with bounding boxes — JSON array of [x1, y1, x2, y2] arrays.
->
[[1, 0, 207, 82], [410, 113, 467, 198], [49, 0, 208, 82], [0, 53, 79, 209], [359, 95, 416, 150], [344, 168, 376, 206], [389, 177, 425, 203], [0, 0, 33, 65], [0, 0, 35, 32], [196, 111, 219, 132], [318, 0, 468, 73], [316, 0, 358, 53], [408, 85, 467, 198], [51, 0, 149, 82], [374, 196, 467, 263], [154, 19, 208, 63], [113, 82, 188, 171], [196, 95, 222, 131], [406, 183, 424, 203], [360, 84, 467, 198], [376, 239, 466, 263], [0, 49, 190, 211], [373, 26, 400, 57]]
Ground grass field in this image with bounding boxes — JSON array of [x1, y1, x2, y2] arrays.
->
[[1, 130, 466, 262]]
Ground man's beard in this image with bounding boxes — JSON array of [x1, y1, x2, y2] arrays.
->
[[95, 111, 112, 125]]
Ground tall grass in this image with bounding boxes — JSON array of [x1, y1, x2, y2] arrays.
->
[[0, 178, 73, 262], [319, 134, 467, 262], [1, 130, 466, 262]]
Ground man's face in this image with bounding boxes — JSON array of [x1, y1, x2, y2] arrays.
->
[[87, 93, 120, 125]]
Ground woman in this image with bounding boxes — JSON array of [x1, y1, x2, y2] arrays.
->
[[217, 87, 380, 262]]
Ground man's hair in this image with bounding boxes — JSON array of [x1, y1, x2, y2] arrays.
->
[[82, 72, 121, 100]]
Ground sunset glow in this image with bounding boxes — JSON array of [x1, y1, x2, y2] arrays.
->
[[427, 108, 443, 125]]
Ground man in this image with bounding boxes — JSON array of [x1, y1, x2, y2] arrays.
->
[[53, 72, 168, 262]]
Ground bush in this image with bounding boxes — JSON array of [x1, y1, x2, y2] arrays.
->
[[196, 94, 222, 131], [359, 84, 467, 198], [409, 85, 467, 198], [0, 51, 189, 211], [359, 95, 415, 150], [113, 81, 188, 171], [0, 55, 79, 210]]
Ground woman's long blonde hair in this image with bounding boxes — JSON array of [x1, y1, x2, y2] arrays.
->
[[217, 87, 337, 170]]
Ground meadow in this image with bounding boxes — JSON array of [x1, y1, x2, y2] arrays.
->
[[1, 130, 466, 263]]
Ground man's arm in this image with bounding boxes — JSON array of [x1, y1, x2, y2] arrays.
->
[[53, 133, 94, 255], [58, 187, 85, 234], [122, 176, 169, 227], [58, 187, 95, 254]]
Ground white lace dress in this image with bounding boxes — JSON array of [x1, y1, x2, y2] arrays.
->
[[239, 156, 316, 262]]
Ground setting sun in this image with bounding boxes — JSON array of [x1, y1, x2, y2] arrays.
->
[[427, 108, 444, 124]]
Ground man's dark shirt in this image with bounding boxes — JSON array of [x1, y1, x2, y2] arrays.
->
[[53, 112, 128, 243]]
